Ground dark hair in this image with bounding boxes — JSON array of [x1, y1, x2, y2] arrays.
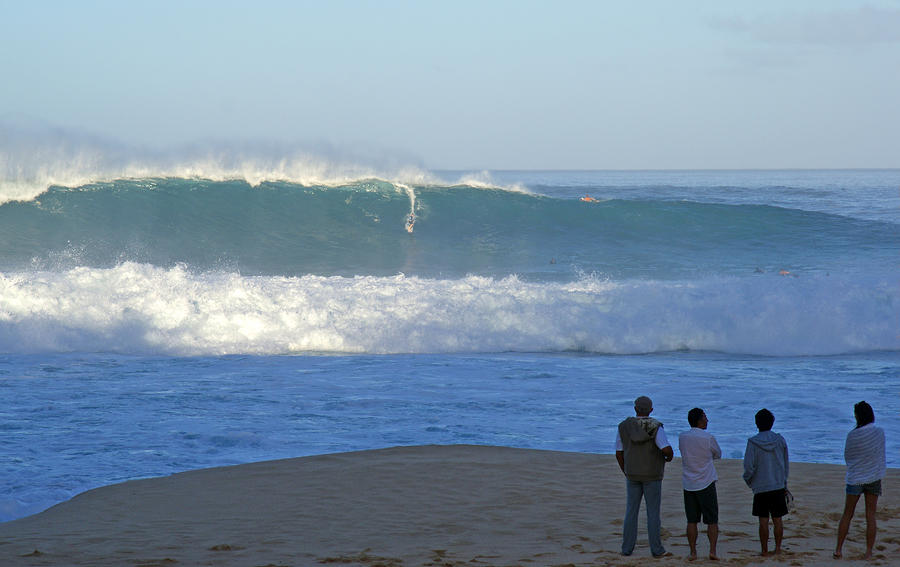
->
[[755, 408, 774, 431], [854, 401, 875, 428], [688, 407, 705, 428]]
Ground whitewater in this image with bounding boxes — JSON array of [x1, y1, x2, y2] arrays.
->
[[1, 159, 898, 522]]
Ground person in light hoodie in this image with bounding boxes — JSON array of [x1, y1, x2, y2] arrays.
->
[[742, 408, 789, 556], [834, 401, 886, 560]]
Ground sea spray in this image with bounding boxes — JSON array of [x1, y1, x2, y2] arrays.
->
[[0, 265, 895, 356], [0, 121, 442, 204]]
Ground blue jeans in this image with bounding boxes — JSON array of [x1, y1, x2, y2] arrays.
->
[[622, 478, 665, 556]]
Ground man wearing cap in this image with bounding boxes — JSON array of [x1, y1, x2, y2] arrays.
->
[[616, 395, 674, 557]]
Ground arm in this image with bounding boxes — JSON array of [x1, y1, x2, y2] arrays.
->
[[655, 425, 674, 462], [783, 438, 789, 483], [661, 445, 674, 462], [710, 436, 722, 460], [742, 441, 755, 486], [843, 431, 851, 463], [615, 428, 625, 473]]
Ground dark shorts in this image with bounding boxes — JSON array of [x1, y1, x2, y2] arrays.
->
[[847, 480, 882, 496], [684, 481, 718, 524], [752, 488, 788, 518]]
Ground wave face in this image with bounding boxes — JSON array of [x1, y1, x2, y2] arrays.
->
[[0, 173, 897, 356], [1, 178, 896, 279]]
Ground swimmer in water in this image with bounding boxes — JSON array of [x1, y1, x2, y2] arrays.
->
[[580, 194, 598, 202]]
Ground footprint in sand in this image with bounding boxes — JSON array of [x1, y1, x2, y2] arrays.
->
[[209, 544, 245, 551], [134, 560, 177, 567]]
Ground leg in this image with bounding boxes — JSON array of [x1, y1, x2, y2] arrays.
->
[[707, 523, 719, 560], [622, 479, 643, 556], [835, 493, 861, 558], [686, 522, 698, 560], [863, 493, 879, 559], [758, 516, 770, 556], [772, 516, 784, 554], [684, 489, 699, 560], [645, 480, 666, 557], [701, 483, 719, 560]]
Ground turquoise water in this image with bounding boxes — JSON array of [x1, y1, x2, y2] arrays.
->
[[0, 169, 897, 521], [2, 175, 896, 279]]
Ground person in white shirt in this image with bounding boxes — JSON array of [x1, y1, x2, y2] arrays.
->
[[834, 401, 887, 560], [678, 407, 722, 561]]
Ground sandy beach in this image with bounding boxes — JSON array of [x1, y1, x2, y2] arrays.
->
[[0, 445, 897, 567]]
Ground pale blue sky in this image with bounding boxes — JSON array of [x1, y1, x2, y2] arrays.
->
[[2, 0, 899, 169]]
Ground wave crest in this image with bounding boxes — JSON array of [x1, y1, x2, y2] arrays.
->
[[1, 121, 457, 203]]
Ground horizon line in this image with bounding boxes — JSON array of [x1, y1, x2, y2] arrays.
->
[[432, 167, 900, 173]]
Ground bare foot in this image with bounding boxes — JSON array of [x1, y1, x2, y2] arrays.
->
[[833, 550, 842, 559], [709, 553, 719, 561], [863, 551, 873, 560], [687, 552, 698, 561]]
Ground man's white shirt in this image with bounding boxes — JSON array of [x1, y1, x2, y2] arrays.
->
[[678, 427, 721, 491]]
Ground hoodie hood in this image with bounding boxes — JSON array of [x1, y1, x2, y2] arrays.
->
[[749, 430, 783, 451], [622, 416, 661, 443], [743, 429, 789, 493]]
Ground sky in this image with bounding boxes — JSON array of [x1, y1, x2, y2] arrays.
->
[[2, 0, 899, 170]]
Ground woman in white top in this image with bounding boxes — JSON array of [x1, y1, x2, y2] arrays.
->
[[834, 401, 886, 560]]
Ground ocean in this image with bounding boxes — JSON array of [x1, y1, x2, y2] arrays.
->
[[1, 166, 898, 522]]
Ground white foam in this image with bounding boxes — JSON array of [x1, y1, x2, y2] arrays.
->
[[0, 265, 895, 356], [0, 123, 529, 204], [450, 170, 532, 193], [0, 151, 438, 206]]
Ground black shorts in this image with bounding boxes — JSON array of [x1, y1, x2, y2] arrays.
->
[[684, 482, 718, 524], [752, 488, 788, 518]]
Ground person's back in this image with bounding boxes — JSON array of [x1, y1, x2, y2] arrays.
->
[[679, 427, 720, 491], [615, 396, 673, 558], [743, 408, 789, 557], [743, 430, 788, 493], [844, 423, 886, 486], [619, 416, 666, 481], [835, 401, 887, 559], [678, 408, 721, 561]]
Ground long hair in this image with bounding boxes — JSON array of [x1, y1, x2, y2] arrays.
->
[[854, 401, 875, 428]]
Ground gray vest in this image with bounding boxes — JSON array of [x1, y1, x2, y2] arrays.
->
[[618, 417, 666, 481]]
